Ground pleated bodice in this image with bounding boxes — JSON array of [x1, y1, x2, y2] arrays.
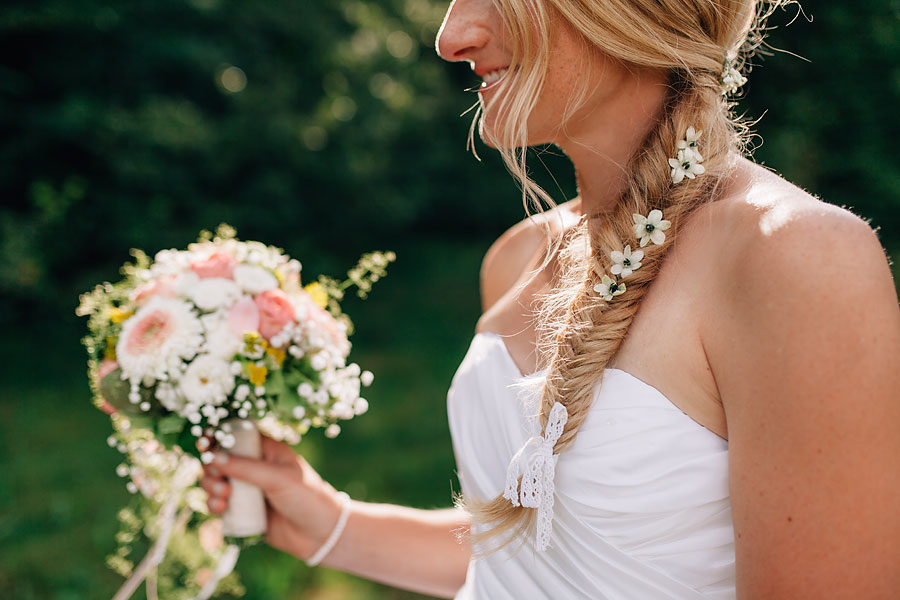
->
[[447, 332, 735, 599]]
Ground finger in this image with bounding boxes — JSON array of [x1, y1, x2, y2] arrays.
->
[[202, 463, 226, 480], [212, 451, 288, 492], [260, 435, 301, 465], [208, 495, 227, 514], [199, 475, 231, 499]]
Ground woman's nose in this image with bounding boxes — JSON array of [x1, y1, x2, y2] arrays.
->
[[435, 0, 492, 63]]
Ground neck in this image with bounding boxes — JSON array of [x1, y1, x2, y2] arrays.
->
[[555, 66, 669, 218]]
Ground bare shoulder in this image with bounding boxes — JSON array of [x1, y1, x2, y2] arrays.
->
[[703, 158, 900, 597], [479, 199, 581, 312], [710, 159, 889, 277], [706, 159, 897, 359]]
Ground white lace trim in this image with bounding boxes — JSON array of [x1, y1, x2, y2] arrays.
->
[[502, 401, 568, 551]]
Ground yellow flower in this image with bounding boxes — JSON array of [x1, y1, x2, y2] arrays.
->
[[243, 332, 268, 355], [246, 363, 268, 387], [304, 282, 329, 308], [105, 336, 118, 360], [266, 346, 286, 366], [110, 307, 134, 324]]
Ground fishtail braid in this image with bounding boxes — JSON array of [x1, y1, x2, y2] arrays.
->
[[457, 0, 794, 556], [462, 73, 742, 555]]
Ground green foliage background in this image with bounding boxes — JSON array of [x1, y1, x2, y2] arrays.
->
[[0, 0, 897, 598]]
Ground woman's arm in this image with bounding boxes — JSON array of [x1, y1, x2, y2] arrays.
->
[[321, 501, 471, 598], [708, 204, 900, 598], [204, 438, 471, 599]]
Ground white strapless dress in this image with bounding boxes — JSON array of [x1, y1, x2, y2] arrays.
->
[[447, 332, 735, 599]]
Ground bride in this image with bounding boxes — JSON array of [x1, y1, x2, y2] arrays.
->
[[202, 0, 900, 597]]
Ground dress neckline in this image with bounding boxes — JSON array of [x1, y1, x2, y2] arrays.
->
[[475, 330, 679, 411]]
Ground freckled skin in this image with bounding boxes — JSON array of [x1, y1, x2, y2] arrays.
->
[[436, 0, 632, 147]]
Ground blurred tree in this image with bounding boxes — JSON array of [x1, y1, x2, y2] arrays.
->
[[0, 0, 900, 314], [1, 0, 895, 317], [739, 1, 900, 241], [0, 0, 522, 315]]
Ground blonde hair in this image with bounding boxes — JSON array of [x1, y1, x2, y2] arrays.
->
[[457, 0, 795, 554]]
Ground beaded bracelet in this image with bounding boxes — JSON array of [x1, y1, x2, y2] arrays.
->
[[305, 491, 352, 567]]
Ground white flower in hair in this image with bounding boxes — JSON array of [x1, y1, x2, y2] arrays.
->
[[610, 245, 644, 278], [677, 127, 703, 162], [632, 209, 671, 247], [594, 274, 625, 301], [668, 148, 706, 184], [721, 59, 747, 95]]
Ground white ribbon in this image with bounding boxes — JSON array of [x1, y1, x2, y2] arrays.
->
[[502, 401, 568, 551]]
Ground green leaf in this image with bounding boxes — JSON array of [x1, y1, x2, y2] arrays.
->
[[177, 424, 201, 459], [157, 414, 186, 435], [266, 368, 288, 397], [100, 369, 155, 416]]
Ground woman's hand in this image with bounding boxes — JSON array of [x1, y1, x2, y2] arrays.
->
[[201, 435, 343, 561], [201, 435, 471, 597]]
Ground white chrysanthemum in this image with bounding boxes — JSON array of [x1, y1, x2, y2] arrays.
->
[[170, 272, 200, 300], [632, 209, 672, 247], [233, 264, 279, 294], [179, 354, 236, 408], [200, 311, 243, 360], [594, 274, 626, 302], [185, 277, 242, 311], [117, 297, 204, 384], [610, 245, 644, 278]]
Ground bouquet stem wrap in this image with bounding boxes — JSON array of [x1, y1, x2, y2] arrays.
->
[[221, 419, 268, 538]]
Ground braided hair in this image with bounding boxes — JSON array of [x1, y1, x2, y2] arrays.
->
[[457, 0, 795, 554]]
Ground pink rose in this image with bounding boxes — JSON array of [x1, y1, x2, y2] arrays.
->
[[227, 296, 260, 338], [130, 275, 176, 305], [255, 289, 295, 340], [297, 290, 343, 346], [191, 251, 236, 279]]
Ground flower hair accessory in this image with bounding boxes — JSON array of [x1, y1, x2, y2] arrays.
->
[[721, 55, 747, 95], [610, 245, 643, 278], [503, 401, 568, 551], [668, 127, 705, 184], [632, 209, 671, 247], [594, 274, 625, 301]]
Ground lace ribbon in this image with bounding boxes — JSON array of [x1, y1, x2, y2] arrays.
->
[[502, 401, 568, 551]]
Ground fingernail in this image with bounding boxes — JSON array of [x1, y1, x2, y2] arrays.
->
[[207, 466, 220, 478], [212, 482, 225, 495], [213, 452, 229, 465], [211, 498, 224, 512]]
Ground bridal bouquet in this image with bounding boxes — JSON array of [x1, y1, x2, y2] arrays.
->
[[77, 225, 394, 599]]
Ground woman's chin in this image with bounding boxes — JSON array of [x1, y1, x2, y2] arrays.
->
[[477, 117, 511, 150], [478, 102, 553, 150]]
